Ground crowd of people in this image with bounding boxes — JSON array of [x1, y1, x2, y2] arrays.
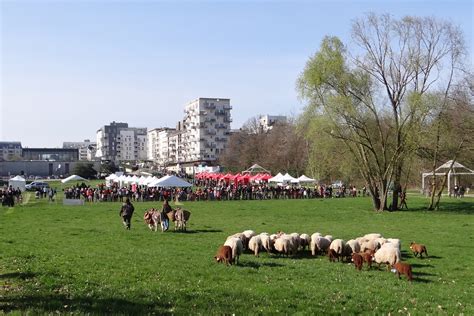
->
[[0, 186, 22, 207], [62, 179, 368, 203]]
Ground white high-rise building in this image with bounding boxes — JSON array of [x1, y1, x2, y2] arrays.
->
[[63, 139, 96, 161], [147, 128, 176, 165], [182, 98, 232, 163], [96, 122, 147, 162], [258, 115, 287, 132]]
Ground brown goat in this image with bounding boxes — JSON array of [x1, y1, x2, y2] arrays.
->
[[328, 249, 339, 262], [392, 262, 413, 281], [214, 245, 233, 266], [409, 242, 428, 258], [351, 253, 364, 270]]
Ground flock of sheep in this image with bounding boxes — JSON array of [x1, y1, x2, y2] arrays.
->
[[215, 230, 428, 282]]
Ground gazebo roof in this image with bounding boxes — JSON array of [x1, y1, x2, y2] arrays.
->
[[242, 164, 271, 175], [435, 160, 474, 173]]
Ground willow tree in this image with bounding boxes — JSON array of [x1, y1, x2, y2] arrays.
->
[[298, 14, 465, 211]]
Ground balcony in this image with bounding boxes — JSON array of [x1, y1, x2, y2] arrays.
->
[[215, 109, 226, 115], [204, 103, 216, 109], [224, 105, 232, 110], [215, 123, 227, 129], [224, 117, 233, 123], [199, 111, 207, 116], [206, 129, 217, 135]]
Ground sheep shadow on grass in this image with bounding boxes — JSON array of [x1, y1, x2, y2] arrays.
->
[[172, 229, 223, 234], [0, 272, 36, 280]]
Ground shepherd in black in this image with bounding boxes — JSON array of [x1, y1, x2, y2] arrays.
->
[[119, 198, 135, 230]]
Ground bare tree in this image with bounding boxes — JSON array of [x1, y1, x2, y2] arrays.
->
[[298, 14, 466, 211]]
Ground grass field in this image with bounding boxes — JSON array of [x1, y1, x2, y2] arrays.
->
[[0, 194, 473, 315]]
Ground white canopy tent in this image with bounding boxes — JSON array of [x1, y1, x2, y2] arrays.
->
[[61, 175, 88, 184], [8, 176, 26, 191], [282, 173, 297, 183], [422, 160, 474, 194], [297, 175, 317, 184], [268, 173, 284, 183], [242, 164, 271, 175], [148, 175, 192, 188]]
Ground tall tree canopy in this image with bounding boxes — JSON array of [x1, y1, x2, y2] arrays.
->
[[298, 13, 468, 211]]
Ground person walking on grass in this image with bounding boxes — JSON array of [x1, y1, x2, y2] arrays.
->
[[119, 198, 135, 230]]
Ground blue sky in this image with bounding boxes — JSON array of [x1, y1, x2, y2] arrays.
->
[[1, 0, 472, 147]]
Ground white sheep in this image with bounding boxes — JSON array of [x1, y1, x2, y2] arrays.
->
[[329, 239, 346, 255], [273, 235, 296, 256], [224, 237, 243, 264], [374, 243, 401, 269], [259, 233, 273, 253], [299, 234, 311, 250], [386, 238, 401, 250], [345, 239, 361, 254], [248, 235, 263, 257], [310, 235, 331, 256], [361, 239, 381, 253], [324, 235, 334, 243], [289, 233, 301, 250]]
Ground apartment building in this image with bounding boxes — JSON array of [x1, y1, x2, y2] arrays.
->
[[63, 139, 96, 161], [0, 141, 22, 161], [182, 98, 232, 163], [147, 128, 177, 165], [96, 122, 147, 162]]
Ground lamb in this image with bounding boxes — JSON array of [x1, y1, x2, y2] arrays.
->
[[224, 237, 243, 264], [374, 243, 401, 270], [392, 262, 413, 281], [310, 235, 331, 256], [361, 252, 373, 269], [409, 242, 428, 258], [248, 235, 263, 257], [351, 253, 364, 270], [214, 245, 233, 265]]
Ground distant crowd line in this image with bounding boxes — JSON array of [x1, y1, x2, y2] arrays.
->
[[62, 180, 369, 203]]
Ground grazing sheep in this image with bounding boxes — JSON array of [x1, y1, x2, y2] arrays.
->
[[374, 237, 387, 246], [324, 235, 334, 243], [260, 233, 273, 253], [248, 235, 263, 257], [274, 235, 297, 256], [299, 234, 311, 251], [228, 233, 248, 250], [242, 230, 256, 248], [329, 239, 346, 257], [386, 238, 401, 250], [361, 239, 381, 253], [328, 249, 339, 262], [374, 243, 401, 270], [351, 253, 364, 270], [224, 237, 243, 264], [214, 245, 233, 265], [290, 233, 301, 250], [392, 262, 413, 281], [409, 242, 428, 258], [310, 235, 331, 256], [346, 239, 361, 254]]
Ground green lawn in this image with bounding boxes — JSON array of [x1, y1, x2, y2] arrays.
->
[[0, 194, 473, 314]]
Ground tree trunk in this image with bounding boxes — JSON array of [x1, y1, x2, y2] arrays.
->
[[391, 163, 402, 211]]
